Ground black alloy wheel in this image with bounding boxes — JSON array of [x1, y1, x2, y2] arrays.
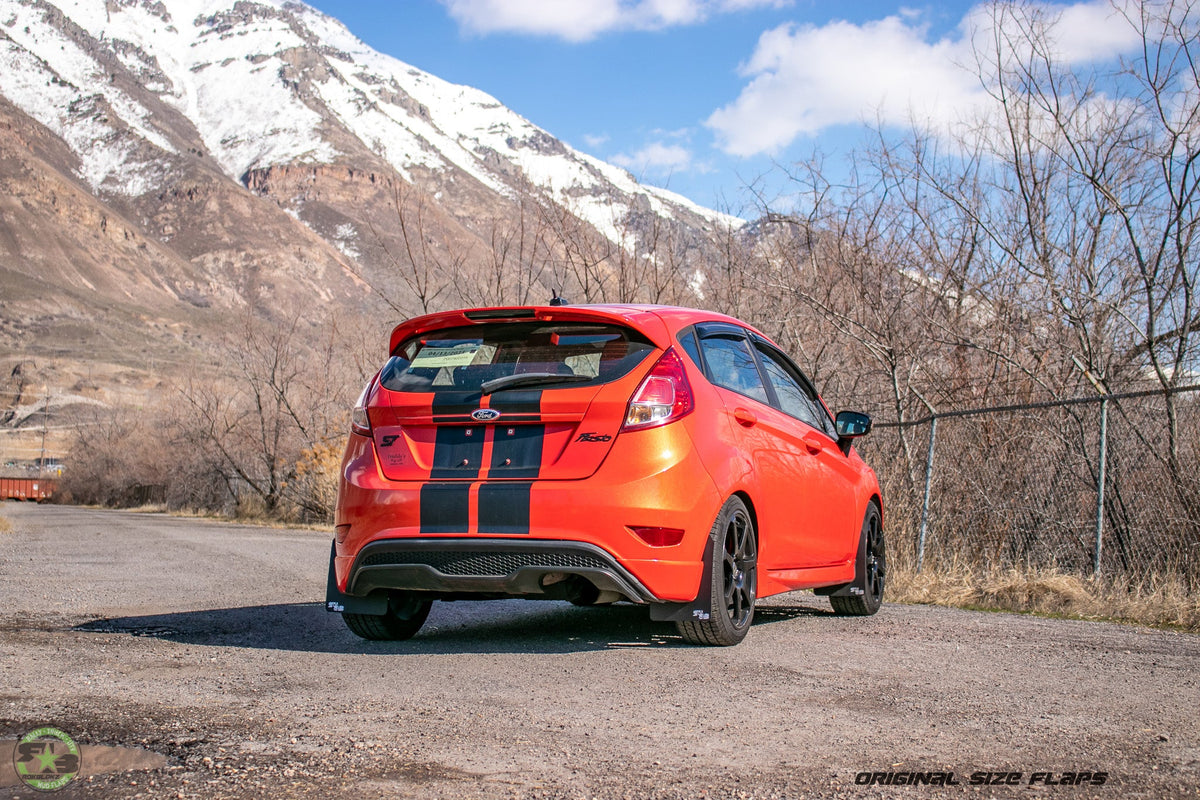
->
[[831, 503, 885, 616], [677, 496, 757, 646]]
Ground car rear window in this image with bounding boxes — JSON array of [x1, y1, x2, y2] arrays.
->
[[380, 321, 655, 393]]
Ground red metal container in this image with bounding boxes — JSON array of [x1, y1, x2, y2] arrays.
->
[[0, 477, 57, 502]]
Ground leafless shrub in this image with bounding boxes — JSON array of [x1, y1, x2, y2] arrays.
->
[[171, 313, 360, 521], [62, 313, 363, 523], [60, 403, 175, 508], [284, 439, 345, 523]]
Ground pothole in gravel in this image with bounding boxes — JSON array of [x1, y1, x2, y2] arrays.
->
[[73, 620, 180, 637], [0, 740, 169, 787], [382, 761, 476, 783]]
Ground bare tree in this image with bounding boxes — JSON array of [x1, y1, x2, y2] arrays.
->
[[175, 313, 354, 517], [455, 188, 554, 307], [364, 181, 464, 315], [953, 0, 1200, 522], [736, 0, 1199, 572], [536, 196, 615, 302]]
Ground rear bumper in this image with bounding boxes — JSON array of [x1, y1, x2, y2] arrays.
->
[[344, 537, 658, 602], [334, 422, 723, 603]]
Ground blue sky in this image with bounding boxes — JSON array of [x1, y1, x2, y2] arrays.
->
[[305, 0, 1144, 216]]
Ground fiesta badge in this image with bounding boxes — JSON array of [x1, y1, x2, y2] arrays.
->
[[471, 408, 501, 422]]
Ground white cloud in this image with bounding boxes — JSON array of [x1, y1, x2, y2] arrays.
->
[[968, 0, 1142, 64], [439, 0, 790, 41], [612, 141, 694, 175], [583, 133, 611, 149], [707, 1, 1147, 157], [650, 126, 693, 139]]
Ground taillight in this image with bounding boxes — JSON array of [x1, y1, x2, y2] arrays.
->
[[351, 381, 372, 436], [622, 348, 694, 430]]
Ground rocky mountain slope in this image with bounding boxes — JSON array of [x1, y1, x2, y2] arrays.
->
[[0, 0, 740, 466]]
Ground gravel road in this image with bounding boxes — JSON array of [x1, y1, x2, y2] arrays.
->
[[0, 503, 1197, 800]]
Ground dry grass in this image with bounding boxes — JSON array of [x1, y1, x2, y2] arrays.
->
[[888, 560, 1200, 631], [0, 514, 11, 534], [121, 503, 331, 532]]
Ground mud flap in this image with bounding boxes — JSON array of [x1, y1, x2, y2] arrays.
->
[[814, 522, 868, 598], [325, 541, 388, 615], [812, 580, 863, 598], [648, 528, 718, 623]]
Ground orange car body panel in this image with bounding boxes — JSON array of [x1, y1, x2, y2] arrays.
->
[[335, 304, 881, 607]]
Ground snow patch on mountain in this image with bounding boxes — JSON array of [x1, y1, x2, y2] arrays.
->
[[332, 222, 359, 259], [1, 2, 177, 195]]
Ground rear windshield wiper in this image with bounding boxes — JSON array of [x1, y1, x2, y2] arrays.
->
[[480, 373, 591, 395]]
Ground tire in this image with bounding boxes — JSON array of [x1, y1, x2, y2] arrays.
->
[[830, 503, 885, 616], [677, 496, 757, 646], [343, 592, 432, 641]]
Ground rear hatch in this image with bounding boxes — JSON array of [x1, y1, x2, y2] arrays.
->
[[367, 315, 656, 481]]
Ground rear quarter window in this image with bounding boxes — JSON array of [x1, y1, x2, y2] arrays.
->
[[699, 334, 769, 405], [678, 329, 703, 371]]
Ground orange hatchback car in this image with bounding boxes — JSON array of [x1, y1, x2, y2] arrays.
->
[[327, 304, 883, 645]]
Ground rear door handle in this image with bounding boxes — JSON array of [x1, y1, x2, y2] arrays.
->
[[802, 432, 825, 454], [733, 408, 757, 427]]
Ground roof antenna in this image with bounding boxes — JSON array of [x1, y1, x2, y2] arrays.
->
[[549, 289, 568, 306]]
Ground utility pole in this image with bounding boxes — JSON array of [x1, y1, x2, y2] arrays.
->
[[39, 384, 48, 475]]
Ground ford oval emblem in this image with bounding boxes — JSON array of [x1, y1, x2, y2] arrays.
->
[[471, 408, 501, 422]]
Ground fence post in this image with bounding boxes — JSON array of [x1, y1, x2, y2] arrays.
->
[[1093, 397, 1109, 577], [916, 416, 938, 574]]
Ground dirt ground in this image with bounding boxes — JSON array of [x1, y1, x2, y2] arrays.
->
[[0, 503, 1197, 799]]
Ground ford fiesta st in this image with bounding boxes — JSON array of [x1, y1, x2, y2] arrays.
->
[[327, 304, 884, 645]]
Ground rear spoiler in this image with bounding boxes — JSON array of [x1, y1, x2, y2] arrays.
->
[[387, 306, 671, 356]]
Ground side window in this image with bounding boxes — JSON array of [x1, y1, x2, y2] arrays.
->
[[756, 344, 835, 437], [699, 333, 769, 404]]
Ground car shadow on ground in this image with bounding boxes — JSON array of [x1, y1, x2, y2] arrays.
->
[[71, 598, 836, 655]]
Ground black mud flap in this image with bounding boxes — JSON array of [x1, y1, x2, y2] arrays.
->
[[648, 527, 718, 623], [814, 523, 868, 598], [325, 541, 388, 615], [812, 581, 862, 598]]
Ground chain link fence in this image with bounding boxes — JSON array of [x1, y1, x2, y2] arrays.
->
[[858, 386, 1200, 589]]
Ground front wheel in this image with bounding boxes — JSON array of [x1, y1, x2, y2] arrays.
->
[[830, 503, 885, 616], [677, 496, 757, 646], [343, 592, 432, 641]]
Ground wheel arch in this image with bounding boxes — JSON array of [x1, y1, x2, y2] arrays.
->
[[731, 489, 760, 546], [649, 491, 756, 625]]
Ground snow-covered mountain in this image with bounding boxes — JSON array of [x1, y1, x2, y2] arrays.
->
[[0, 0, 747, 432], [0, 0, 733, 245]]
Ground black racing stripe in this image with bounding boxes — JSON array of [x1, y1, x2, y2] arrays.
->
[[487, 389, 542, 415], [477, 482, 532, 534], [430, 426, 484, 479], [419, 483, 471, 533], [431, 390, 481, 416], [489, 424, 544, 479]]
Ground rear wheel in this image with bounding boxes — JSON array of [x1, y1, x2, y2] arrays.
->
[[677, 496, 757, 646], [830, 503, 885, 616], [343, 592, 432, 641]]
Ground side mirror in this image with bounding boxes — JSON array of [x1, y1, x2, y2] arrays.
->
[[835, 410, 872, 455]]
